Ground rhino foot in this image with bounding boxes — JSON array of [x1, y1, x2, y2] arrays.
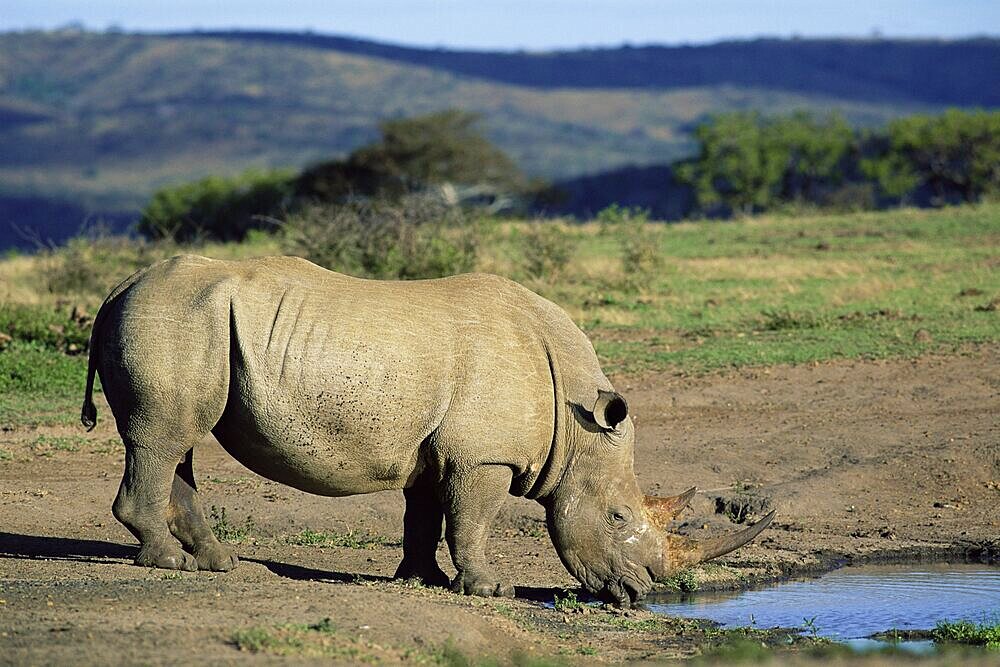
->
[[135, 543, 198, 571], [194, 543, 239, 571], [451, 570, 514, 598], [394, 559, 450, 588]]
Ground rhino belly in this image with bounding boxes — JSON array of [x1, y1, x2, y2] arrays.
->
[[211, 390, 430, 497]]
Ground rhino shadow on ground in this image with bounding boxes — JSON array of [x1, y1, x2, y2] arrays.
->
[[0, 532, 134, 565], [247, 556, 562, 603]]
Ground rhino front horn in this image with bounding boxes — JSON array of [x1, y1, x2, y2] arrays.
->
[[694, 510, 776, 563]]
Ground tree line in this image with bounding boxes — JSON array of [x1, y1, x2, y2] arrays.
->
[[677, 108, 999, 216], [139, 107, 999, 242]]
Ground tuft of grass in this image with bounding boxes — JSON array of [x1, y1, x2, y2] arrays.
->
[[0, 448, 12, 461], [932, 618, 1000, 648], [285, 528, 396, 549], [209, 506, 257, 544]]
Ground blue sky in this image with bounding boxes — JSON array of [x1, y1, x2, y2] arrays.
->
[[3, 0, 997, 50]]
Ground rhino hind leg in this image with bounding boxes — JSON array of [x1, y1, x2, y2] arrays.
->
[[444, 466, 515, 598], [167, 448, 239, 571], [393, 474, 449, 587], [113, 437, 198, 572]]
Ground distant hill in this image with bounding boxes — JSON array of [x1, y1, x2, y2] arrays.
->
[[0, 29, 997, 247], [184, 31, 1000, 107]]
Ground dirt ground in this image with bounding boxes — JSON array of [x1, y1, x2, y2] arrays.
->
[[2, 345, 998, 664]]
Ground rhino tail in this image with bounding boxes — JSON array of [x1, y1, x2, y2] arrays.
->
[[80, 266, 148, 431], [81, 333, 99, 430]]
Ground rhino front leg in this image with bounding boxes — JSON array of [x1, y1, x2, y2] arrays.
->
[[167, 448, 239, 571], [394, 473, 449, 587], [443, 465, 514, 597]]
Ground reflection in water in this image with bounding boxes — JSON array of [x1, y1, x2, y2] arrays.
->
[[648, 564, 1000, 641]]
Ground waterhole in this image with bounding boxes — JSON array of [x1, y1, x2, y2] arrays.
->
[[649, 564, 1000, 650]]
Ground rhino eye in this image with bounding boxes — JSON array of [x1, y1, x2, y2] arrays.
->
[[609, 510, 628, 526]]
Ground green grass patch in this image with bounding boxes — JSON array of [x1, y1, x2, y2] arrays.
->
[[285, 527, 396, 549], [29, 434, 88, 456], [933, 618, 1000, 648], [0, 341, 89, 428], [231, 618, 355, 658]]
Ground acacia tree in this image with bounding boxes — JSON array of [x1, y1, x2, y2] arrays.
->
[[297, 109, 527, 202]]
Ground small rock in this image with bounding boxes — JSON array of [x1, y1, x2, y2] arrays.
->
[[913, 329, 932, 343]]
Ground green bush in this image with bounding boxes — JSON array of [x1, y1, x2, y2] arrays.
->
[[139, 169, 294, 242], [282, 194, 479, 279]]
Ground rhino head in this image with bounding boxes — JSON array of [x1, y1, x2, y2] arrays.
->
[[542, 390, 774, 606]]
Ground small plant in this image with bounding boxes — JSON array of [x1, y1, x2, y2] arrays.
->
[[521, 223, 577, 280], [552, 590, 585, 613], [0, 449, 12, 461], [210, 506, 257, 543], [802, 616, 820, 638]]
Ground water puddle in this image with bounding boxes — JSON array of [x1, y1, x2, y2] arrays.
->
[[648, 563, 1000, 651]]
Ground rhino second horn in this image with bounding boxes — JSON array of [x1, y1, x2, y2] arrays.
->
[[694, 510, 776, 563], [643, 487, 697, 527]]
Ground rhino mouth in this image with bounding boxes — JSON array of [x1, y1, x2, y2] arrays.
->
[[597, 570, 653, 607]]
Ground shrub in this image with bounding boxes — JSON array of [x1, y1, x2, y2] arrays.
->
[[282, 194, 479, 279], [520, 222, 577, 280], [139, 169, 294, 242], [596, 206, 663, 278]]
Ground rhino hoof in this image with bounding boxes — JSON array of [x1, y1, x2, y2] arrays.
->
[[195, 544, 239, 572], [135, 544, 198, 571], [451, 572, 514, 598], [394, 560, 450, 588]]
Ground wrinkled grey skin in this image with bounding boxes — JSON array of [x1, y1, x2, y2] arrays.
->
[[82, 255, 768, 605]]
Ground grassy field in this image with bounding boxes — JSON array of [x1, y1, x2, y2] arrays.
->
[[1, 203, 997, 429]]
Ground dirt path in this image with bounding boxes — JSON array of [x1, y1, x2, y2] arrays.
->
[[2, 347, 998, 664]]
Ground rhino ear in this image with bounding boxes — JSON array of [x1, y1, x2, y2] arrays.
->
[[593, 390, 628, 430]]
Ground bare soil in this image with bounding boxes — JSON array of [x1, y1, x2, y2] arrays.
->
[[2, 346, 998, 664]]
